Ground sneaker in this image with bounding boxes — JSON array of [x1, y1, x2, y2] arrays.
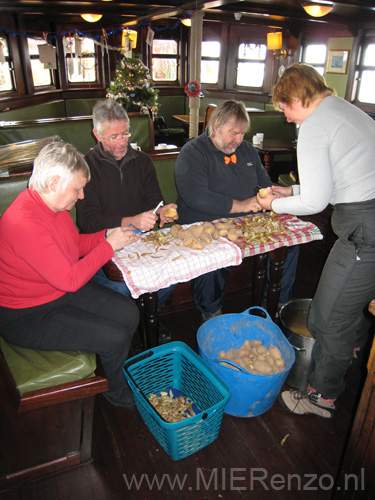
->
[[158, 322, 172, 345], [103, 384, 135, 408], [279, 388, 335, 419], [201, 309, 222, 324]]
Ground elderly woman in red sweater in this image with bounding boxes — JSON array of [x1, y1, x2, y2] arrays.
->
[[0, 141, 139, 408]]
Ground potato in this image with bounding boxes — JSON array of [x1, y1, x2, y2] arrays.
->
[[269, 345, 282, 360], [183, 237, 204, 250], [190, 225, 204, 238], [275, 358, 285, 368], [257, 345, 267, 354], [253, 360, 273, 375], [164, 207, 178, 218], [215, 222, 231, 230], [218, 228, 229, 237], [202, 222, 215, 234], [200, 232, 212, 245], [175, 228, 189, 239], [170, 224, 182, 237], [258, 188, 269, 198], [227, 230, 238, 241], [211, 229, 219, 240], [242, 340, 252, 350]]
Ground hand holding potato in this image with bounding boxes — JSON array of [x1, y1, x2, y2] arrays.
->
[[159, 204, 178, 227]]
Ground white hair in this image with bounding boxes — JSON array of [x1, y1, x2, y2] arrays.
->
[[29, 142, 90, 193]]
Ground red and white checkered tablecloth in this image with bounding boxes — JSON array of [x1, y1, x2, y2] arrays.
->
[[112, 225, 243, 298], [111, 215, 323, 299], [231, 214, 323, 258]]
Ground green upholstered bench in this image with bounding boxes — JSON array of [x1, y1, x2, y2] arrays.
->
[[0, 337, 97, 395], [152, 150, 179, 204], [0, 335, 108, 486]]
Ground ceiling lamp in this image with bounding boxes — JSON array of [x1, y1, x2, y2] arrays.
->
[[267, 32, 287, 59], [181, 16, 192, 27], [302, 2, 334, 18], [81, 14, 103, 23]]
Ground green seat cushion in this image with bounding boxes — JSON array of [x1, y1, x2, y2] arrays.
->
[[0, 336, 97, 394]]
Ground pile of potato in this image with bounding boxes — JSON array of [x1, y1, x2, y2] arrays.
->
[[170, 221, 243, 249], [219, 339, 286, 375]]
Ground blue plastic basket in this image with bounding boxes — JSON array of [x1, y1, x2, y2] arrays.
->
[[197, 307, 295, 418], [123, 341, 231, 461]]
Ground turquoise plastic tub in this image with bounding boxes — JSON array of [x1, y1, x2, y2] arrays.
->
[[197, 308, 295, 417]]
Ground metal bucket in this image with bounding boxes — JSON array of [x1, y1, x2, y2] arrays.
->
[[279, 299, 316, 390]]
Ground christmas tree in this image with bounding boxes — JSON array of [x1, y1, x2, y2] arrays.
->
[[107, 53, 159, 115]]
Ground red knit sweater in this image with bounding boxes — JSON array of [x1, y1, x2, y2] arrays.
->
[[0, 188, 114, 308]]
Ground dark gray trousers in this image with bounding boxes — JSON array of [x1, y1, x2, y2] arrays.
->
[[0, 282, 140, 395], [308, 198, 375, 399]]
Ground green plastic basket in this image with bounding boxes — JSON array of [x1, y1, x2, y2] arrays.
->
[[123, 341, 231, 461]]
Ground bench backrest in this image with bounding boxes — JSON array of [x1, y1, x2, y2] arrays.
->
[[151, 151, 179, 204]]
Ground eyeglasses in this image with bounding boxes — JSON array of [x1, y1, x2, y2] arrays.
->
[[101, 129, 132, 143]]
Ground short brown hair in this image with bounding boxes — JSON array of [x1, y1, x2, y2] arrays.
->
[[272, 63, 336, 110]]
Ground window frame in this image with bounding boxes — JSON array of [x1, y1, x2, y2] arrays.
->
[[301, 42, 328, 75], [150, 36, 180, 85], [200, 39, 221, 87], [351, 34, 375, 108], [233, 37, 270, 92], [26, 37, 56, 90]]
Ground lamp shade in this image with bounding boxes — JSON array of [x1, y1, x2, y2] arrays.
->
[[267, 32, 283, 51], [122, 29, 138, 49], [181, 18, 192, 27], [81, 14, 103, 23], [302, 3, 334, 17]]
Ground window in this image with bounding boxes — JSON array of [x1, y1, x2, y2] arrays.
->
[[27, 38, 53, 87], [0, 36, 14, 91], [356, 42, 375, 104], [201, 41, 220, 84], [302, 44, 327, 75], [152, 39, 178, 82], [63, 36, 97, 83], [236, 43, 267, 88]]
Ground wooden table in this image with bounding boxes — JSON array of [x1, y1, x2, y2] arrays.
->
[[103, 212, 324, 349], [172, 115, 204, 126], [253, 139, 296, 175], [104, 247, 287, 350]]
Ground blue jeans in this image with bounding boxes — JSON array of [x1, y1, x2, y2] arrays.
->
[[92, 268, 176, 311], [191, 246, 299, 317]]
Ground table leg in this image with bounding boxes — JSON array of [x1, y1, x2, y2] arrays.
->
[[267, 246, 288, 319], [263, 153, 271, 174], [253, 253, 268, 306], [135, 296, 147, 351], [142, 292, 159, 348]]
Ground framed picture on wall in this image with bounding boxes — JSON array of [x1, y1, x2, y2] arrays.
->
[[326, 50, 350, 74]]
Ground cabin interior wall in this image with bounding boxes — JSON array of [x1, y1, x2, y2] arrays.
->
[[0, 13, 369, 124]]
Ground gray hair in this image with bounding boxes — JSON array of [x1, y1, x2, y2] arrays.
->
[[29, 142, 90, 193], [92, 99, 129, 135], [207, 100, 250, 137]]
